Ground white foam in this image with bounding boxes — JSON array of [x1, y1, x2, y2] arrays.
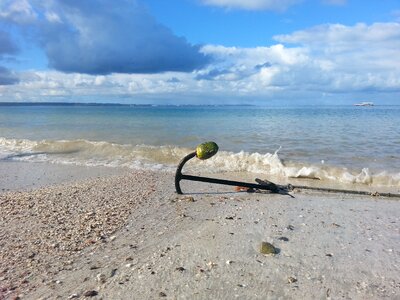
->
[[1, 137, 399, 187]]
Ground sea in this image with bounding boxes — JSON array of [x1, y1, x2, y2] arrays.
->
[[1, 103, 399, 190]]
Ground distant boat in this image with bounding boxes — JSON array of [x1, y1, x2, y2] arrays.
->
[[353, 102, 374, 106]]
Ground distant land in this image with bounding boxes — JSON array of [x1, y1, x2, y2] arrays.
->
[[0, 102, 256, 107]]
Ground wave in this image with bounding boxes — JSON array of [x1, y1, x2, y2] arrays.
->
[[1, 137, 399, 187]]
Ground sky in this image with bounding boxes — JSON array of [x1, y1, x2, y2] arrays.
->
[[0, 0, 399, 105]]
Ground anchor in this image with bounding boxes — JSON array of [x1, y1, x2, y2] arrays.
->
[[175, 141, 400, 198], [174, 141, 279, 194]]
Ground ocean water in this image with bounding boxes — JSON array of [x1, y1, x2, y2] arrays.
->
[[1, 103, 399, 188]]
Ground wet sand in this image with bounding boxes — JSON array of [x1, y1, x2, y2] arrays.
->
[[0, 161, 125, 193], [0, 162, 399, 299]]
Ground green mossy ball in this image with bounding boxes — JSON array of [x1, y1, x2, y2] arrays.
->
[[196, 142, 219, 160], [260, 242, 277, 255]]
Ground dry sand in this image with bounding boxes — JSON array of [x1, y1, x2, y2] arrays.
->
[[0, 162, 399, 299]]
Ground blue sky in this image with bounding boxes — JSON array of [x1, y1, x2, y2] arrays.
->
[[0, 0, 399, 104]]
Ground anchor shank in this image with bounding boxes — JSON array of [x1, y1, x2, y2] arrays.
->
[[175, 151, 196, 194], [181, 174, 275, 191]]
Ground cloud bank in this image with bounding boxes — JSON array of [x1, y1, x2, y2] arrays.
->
[[1, 18, 399, 102], [1, 0, 209, 75]]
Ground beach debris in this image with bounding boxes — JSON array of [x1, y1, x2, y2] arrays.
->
[[326, 288, 331, 298], [175, 267, 186, 272], [110, 268, 118, 277], [97, 273, 106, 283], [260, 242, 277, 255], [68, 294, 79, 299], [183, 196, 195, 202], [278, 237, 289, 242], [287, 276, 298, 284], [207, 261, 218, 269], [159, 292, 167, 297], [83, 290, 98, 297], [326, 253, 333, 257], [197, 266, 206, 273], [226, 260, 234, 265], [235, 186, 254, 193], [109, 235, 116, 241], [286, 225, 295, 231]]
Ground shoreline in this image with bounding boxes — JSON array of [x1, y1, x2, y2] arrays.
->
[[1, 164, 399, 299]]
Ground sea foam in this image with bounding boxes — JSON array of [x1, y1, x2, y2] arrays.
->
[[1, 137, 399, 187]]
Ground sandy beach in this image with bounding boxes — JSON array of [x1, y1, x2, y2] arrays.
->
[[1, 162, 399, 300]]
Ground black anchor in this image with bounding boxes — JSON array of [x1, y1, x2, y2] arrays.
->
[[174, 141, 279, 194]]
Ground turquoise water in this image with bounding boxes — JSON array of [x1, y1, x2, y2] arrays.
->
[[1, 104, 399, 187]]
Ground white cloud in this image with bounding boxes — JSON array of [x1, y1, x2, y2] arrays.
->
[[274, 23, 400, 80], [44, 11, 62, 23], [275, 23, 400, 49], [0, 0, 37, 24], [200, 0, 300, 11], [1, 0, 210, 75]]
